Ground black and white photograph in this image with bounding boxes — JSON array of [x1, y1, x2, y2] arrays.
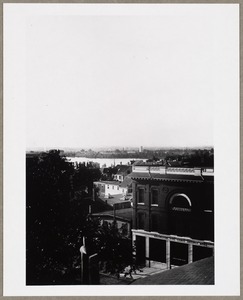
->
[[3, 3, 240, 296]]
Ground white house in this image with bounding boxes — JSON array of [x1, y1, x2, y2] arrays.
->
[[94, 179, 131, 198]]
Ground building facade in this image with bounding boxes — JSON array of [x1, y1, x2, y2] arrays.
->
[[131, 163, 214, 268], [93, 180, 130, 198]]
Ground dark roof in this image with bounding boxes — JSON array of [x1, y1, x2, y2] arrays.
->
[[116, 165, 132, 174], [95, 181, 120, 186], [91, 207, 133, 222], [132, 160, 145, 166], [120, 175, 133, 188], [132, 257, 214, 285]]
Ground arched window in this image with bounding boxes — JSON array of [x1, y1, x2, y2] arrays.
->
[[169, 193, 191, 212]]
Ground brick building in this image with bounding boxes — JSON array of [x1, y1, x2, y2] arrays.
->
[[130, 163, 214, 268]]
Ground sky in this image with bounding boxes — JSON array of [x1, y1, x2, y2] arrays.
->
[[25, 7, 216, 149]]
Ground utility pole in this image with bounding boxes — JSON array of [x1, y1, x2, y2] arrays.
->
[[80, 236, 99, 284]]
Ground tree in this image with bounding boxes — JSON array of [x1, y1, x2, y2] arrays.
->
[[26, 150, 101, 284], [26, 150, 133, 284], [101, 167, 118, 181], [26, 150, 75, 284], [73, 163, 101, 193], [82, 217, 133, 274]]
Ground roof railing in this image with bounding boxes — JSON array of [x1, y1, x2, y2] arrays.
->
[[132, 165, 214, 176]]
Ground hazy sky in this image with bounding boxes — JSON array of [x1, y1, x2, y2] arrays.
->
[[25, 7, 216, 149]]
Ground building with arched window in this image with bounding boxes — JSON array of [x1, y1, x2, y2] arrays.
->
[[131, 163, 214, 268]]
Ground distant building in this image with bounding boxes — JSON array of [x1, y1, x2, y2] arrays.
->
[[139, 146, 143, 153], [119, 175, 133, 195], [93, 178, 131, 199], [113, 165, 132, 182], [130, 162, 214, 268], [104, 181, 122, 197], [127, 150, 137, 154]]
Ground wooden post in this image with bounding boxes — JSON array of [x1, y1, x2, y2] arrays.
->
[[132, 232, 136, 246], [188, 244, 193, 264], [145, 236, 150, 267], [132, 232, 137, 262], [166, 239, 171, 269]]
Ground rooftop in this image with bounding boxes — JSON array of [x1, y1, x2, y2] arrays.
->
[[116, 165, 132, 174], [131, 165, 214, 183], [94, 181, 121, 186], [132, 256, 214, 285], [92, 207, 133, 222], [120, 175, 133, 188]]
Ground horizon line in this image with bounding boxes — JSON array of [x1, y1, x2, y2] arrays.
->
[[26, 145, 214, 151]]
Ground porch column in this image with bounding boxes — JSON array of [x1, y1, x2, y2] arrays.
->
[[145, 236, 150, 267], [188, 243, 193, 264], [166, 239, 171, 269], [132, 232, 136, 256]]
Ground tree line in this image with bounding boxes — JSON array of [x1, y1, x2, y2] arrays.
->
[[61, 148, 214, 167]]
